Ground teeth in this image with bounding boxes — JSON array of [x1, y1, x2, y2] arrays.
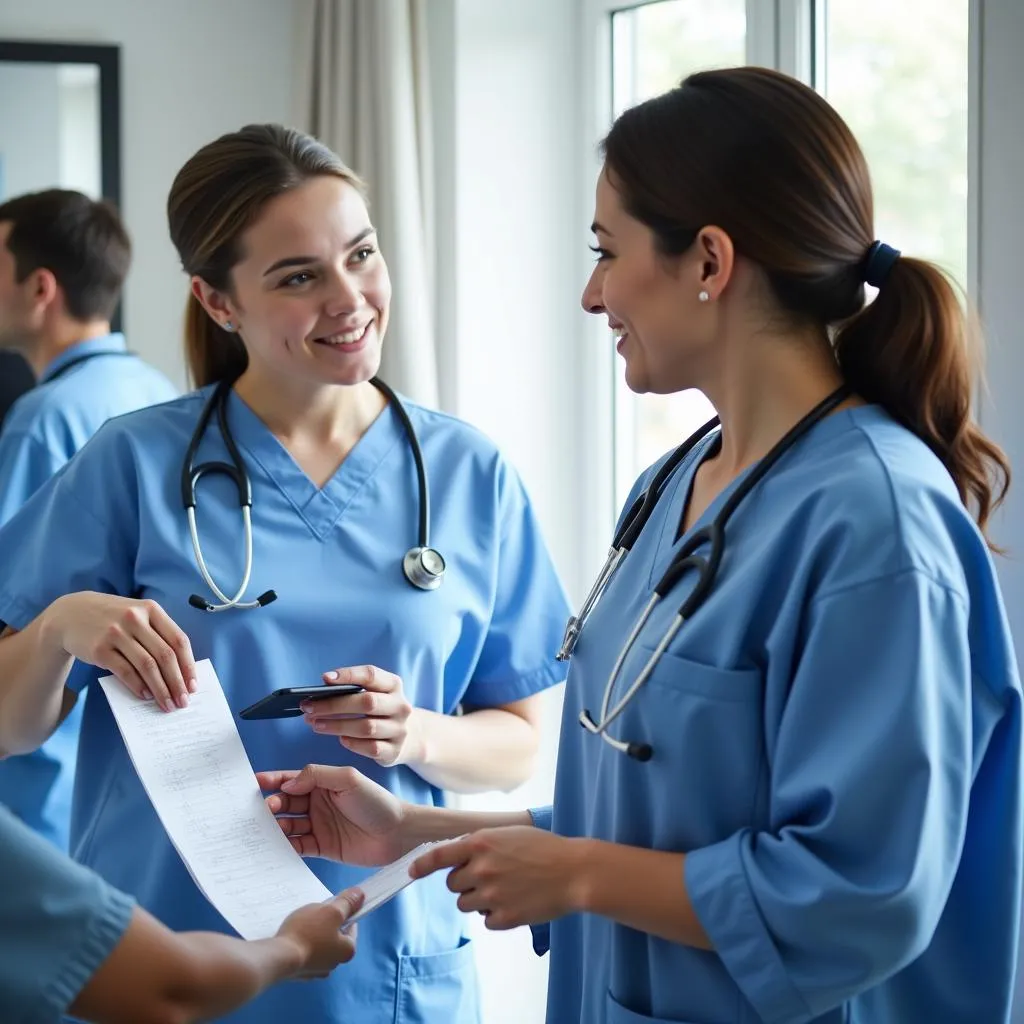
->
[[612, 327, 626, 339], [321, 324, 368, 345]]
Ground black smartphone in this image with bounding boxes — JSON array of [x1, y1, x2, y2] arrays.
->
[[238, 684, 363, 721]]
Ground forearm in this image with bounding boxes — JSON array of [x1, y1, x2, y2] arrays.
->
[[405, 706, 540, 793], [575, 839, 712, 950], [69, 908, 305, 1024], [404, 801, 533, 849], [0, 605, 75, 757]]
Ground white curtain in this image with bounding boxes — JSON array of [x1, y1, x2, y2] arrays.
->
[[293, 0, 439, 409]]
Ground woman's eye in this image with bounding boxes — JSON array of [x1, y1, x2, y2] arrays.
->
[[281, 271, 314, 287], [352, 245, 377, 264], [589, 245, 612, 262]]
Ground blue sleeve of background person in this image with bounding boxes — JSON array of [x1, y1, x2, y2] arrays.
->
[[684, 569, 1007, 1023], [0, 423, 138, 683], [0, 803, 134, 1023], [460, 462, 571, 707], [0, 428, 65, 526]]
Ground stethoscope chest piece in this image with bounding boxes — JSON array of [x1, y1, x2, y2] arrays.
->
[[403, 546, 446, 591]]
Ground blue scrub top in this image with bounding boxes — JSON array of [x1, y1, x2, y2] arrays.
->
[[0, 385, 569, 1024], [0, 334, 177, 851], [0, 802, 134, 1023], [539, 405, 1022, 1024]]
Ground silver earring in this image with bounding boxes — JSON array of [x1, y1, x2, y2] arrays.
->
[[698, 290, 710, 303], [223, 320, 235, 332]]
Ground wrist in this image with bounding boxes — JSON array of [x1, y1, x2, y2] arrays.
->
[[400, 707, 432, 768], [39, 595, 71, 656], [565, 838, 600, 915]]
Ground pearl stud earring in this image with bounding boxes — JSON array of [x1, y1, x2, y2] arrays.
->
[[698, 290, 710, 303], [223, 321, 235, 332]]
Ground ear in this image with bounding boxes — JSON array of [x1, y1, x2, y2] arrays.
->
[[694, 226, 735, 300], [28, 268, 59, 311], [191, 276, 238, 330]]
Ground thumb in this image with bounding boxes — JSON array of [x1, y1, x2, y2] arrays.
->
[[281, 763, 329, 795], [331, 886, 365, 921]]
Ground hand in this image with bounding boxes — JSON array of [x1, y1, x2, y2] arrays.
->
[[45, 592, 196, 712], [258, 764, 410, 866], [410, 826, 587, 930], [275, 888, 363, 979], [302, 665, 425, 768]]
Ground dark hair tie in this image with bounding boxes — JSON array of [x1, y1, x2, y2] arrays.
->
[[863, 240, 901, 288]]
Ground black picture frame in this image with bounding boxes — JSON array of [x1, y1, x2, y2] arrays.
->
[[0, 39, 123, 329]]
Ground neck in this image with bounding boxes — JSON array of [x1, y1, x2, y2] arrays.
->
[[697, 326, 848, 478], [28, 320, 111, 377], [233, 367, 386, 448]]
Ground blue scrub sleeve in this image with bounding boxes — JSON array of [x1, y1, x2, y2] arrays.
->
[[685, 570, 982, 1024], [0, 803, 134, 1022], [0, 426, 136, 656], [461, 470, 569, 707], [0, 430, 64, 526], [528, 805, 554, 956]]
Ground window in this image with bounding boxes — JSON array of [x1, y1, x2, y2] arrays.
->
[[816, 0, 970, 289], [609, 0, 745, 508]]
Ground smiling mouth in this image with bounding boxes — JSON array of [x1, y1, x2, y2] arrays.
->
[[315, 322, 372, 346]]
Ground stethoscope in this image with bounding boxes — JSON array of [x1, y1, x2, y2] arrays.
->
[[562, 385, 851, 761], [44, 349, 136, 383], [182, 377, 445, 612]]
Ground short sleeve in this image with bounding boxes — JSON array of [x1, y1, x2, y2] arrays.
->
[[0, 803, 134, 1022], [461, 466, 570, 707], [685, 570, 983, 1023], [0, 425, 137, 648], [0, 430, 64, 526]]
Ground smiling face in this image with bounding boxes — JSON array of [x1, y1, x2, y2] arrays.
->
[[581, 169, 718, 395], [193, 175, 391, 389]]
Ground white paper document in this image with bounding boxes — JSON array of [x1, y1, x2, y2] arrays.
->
[[100, 659, 340, 939], [347, 839, 452, 923]]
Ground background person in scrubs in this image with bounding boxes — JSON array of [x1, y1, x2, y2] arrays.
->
[[0, 350, 34, 430], [0, 124, 569, 1024], [264, 68, 1024, 1024], [0, 801, 363, 1024], [0, 189, 178, 851]]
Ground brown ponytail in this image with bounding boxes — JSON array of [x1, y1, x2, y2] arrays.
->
[[184, 293, 248, 388], [835, 258, 1008, 539], [603, 66, 1009, 547], [167, 123, 365, 388]]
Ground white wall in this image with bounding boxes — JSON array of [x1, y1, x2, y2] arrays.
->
[[0, 0, 298, 389]]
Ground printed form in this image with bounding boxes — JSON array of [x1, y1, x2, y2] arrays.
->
[[100, 658, 434, 938]]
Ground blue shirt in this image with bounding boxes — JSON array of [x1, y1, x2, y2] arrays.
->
[[0, 385, 569, 1024], [0, 334, 177, 851], [0, 802, 134, 1023], [536, 405, 1022, 1024]]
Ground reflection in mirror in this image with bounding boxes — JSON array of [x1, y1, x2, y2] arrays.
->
[[0, 61, 101, 201]]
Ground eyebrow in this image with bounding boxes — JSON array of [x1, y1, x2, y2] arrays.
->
[[261, 227, 377, 277], [591, 221, 613, 237]]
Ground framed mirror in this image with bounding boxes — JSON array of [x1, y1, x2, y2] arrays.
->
[[0, 39, 122, 348]]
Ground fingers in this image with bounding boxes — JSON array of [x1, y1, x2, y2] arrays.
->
[[301, 689, 387, 719], [146, 601, 198, 694], [410, 839, 473, 880], [279, 763, 359, 797], [256, 769, 300, 793], [307, 715, 403, 740], [264, 791, 309, 816], [323, 665, 397, 694], [114, 636, 181, 711]]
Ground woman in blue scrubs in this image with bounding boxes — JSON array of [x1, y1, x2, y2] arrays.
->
[[0, 124, 569, 1024], [264, 68, 1024, 1023]]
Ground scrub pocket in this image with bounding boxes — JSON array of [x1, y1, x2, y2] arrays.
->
[[607, 989, 732, 1024], [394, 937, 480, 1024]]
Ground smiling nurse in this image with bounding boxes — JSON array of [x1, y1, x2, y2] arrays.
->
[[0, 124, 569, 1024], [261, 68, 1024, 1024]]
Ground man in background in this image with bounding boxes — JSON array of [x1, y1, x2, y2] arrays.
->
[[0, 350, 34, 429], [0, 188, 178, 850]]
